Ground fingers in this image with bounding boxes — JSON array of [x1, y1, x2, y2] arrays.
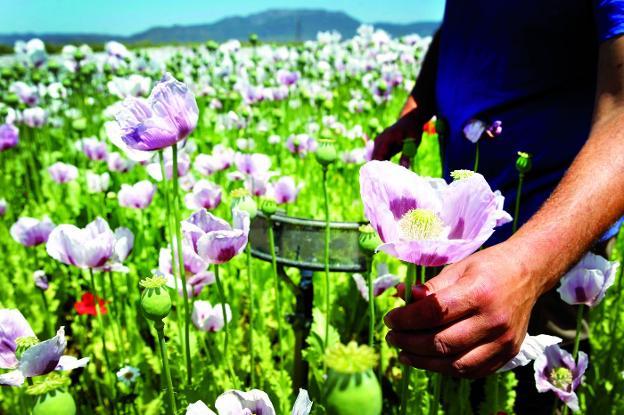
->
[[371, 127, 402, 161], [398, 341, 513, 378], [386, 314, 502, 357], [385, 267, 469, 331], [394, 283, 429, 301]]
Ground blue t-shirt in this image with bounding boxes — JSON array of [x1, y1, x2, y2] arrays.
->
[[435, 0, 624, 244]]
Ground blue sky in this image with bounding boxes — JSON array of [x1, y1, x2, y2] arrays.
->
[[1, 0, 445, 35]]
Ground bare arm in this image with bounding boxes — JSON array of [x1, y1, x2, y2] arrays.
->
[[385, 36, 624, 377], [510, 35, 624, 294]]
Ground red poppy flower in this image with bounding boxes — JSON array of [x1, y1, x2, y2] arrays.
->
[[423, 119, 437, 135], [74, 292, 107, 316]]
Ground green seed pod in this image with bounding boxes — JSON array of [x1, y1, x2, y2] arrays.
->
[[28, 373, 76, 415], [260, 198, 277, 216], [231, 188, 258, 219], [139, 276, 172, 321], [206, 40, 219, 51], [324, 342, 382, 415], [33, 390, 76, 415], [4, 93, 18, 106], [72, 118, 87, 132], [516, 151, 532, 174], [358, 224, 382, 253], [401, 138, 418, 159], [315, 139, 337, 166], [249, 33, 259, 46]]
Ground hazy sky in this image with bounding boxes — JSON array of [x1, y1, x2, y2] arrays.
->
[[1, 0, 445, 35]]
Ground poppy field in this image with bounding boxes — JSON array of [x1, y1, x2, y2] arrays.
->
[[1, 27, 624, 415]]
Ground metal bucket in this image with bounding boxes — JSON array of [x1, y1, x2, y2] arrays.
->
[[249, 212, 367, 273]]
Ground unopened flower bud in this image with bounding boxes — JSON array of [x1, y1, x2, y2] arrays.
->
[[72, 118, 87, 132], [516, 151, 532, 174], [315, 139, 337, 166], [33, 270, 49, 291], [231, 188, 257, 219], [139, 275, 172, 321], [401, 138, 418, 158]]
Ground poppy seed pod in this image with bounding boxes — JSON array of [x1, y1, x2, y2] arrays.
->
[[516, 151, 532, 174], [260, 198, 277, 216], [28, 374, 76, 415], [315, 139, 337, 166], [139, 276, 172, 321], [324, 342, 382, 415], [358, 224, 382, 253]]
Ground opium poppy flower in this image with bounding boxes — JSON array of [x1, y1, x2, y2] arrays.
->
[[74, 292, 107, 316], [359, 161, 511, 266]]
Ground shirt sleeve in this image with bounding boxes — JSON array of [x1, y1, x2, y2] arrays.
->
[[594, 0, 624, 42]]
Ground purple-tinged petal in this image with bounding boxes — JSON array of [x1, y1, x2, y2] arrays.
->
[[197, 230, 247, 264], [359, 161, 442, 244], [0, 309, 35, 369], [351, 273, 369, 301], [0, 370, 25, 386], [19, 327, 67, 377], [55, 355, 90, 371]]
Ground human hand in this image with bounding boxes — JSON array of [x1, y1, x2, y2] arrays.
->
[[384, 243, 544, 378], [371, 109, 426, 162]]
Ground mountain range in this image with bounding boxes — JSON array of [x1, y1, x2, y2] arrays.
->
[[0, 9, 440, 46]]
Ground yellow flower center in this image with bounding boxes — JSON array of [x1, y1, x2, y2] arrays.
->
[[550, 367, 573, 390], [398, 209, 444, 240], [450, 169, 475, 181]]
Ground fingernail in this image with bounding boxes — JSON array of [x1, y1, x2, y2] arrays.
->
[[386, 331, 396, 346], [412, 284, 428, 298]]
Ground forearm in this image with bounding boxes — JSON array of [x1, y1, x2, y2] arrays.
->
[[505, 108, 624, 295]]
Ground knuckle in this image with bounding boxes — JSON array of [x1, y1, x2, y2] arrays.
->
[[432, 335, 451, 356], [468, 283, 492, 309], [490, 313, 511, 333]]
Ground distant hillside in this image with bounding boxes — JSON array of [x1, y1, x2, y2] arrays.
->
[[0, 9, 439, 46]]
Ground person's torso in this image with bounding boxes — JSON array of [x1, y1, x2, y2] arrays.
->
[[436, 0, 599, 242]]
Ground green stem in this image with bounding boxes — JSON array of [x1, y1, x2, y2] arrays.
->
[[107, 272, 127, 363], [400, 263, 418, 415], [267, 218, 283, 369], [171, 144, 193, 386], [39, 291, 54, 338], [367, 258, 375, 347], [430, 373, 442, 415], [493, 374, 500, 414], [561, 306, 585, 415], [214, 265, 232, 377], [87, 268, 115, 410], [572, 305, 584, 359], [158, 151, 185, 363], [512, 173, 524, 233], [246, 244, 256, 386], [154, 320, 177, 415], [473, 141, 480, 173], [322, 166, 331, 352]]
